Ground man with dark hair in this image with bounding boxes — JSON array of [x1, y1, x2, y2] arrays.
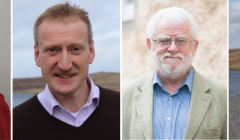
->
[[14, 2, 119, 140]]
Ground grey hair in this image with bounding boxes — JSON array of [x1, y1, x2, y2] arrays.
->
[[146, 7, 198, 40]]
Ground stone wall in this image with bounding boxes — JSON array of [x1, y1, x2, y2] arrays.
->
[[122, 0, 227, 85]]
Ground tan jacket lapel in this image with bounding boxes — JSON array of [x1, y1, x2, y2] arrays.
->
[[183, 70, 212, 139], [134, 72, 154, 139], [132, 70, 212, 139]]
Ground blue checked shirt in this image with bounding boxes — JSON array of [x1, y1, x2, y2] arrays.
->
[[153, 67, 194, 140]]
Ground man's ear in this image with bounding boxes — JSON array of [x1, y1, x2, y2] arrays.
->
[[34, 44, 41, 67], [147, 38, 152, 51], [193, 40, 199, 53], [89, 40, 95, 64]]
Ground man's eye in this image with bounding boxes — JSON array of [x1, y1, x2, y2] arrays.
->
[[158, 39, 170, 44], [46, 48, 59, 55], [178, 39, 184, 42], [177, 38, 187, 43], [49, 48, 56, 52], [71, 47, 81, 54], [73, 48, 79, 51]]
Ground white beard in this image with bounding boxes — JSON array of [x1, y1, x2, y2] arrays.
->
[[150, 49, 195, 80]]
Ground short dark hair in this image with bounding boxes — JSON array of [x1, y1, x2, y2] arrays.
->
[[34, 2, 93, 47]]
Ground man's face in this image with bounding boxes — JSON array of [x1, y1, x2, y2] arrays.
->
[[147, 19, 198, 79], [34, 19, 95, 97]]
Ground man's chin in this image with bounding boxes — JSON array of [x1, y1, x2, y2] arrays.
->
[[57, 91, 75, 97], [163, 63, 179, 70], [157, 63, 190, 80], [50, 86, 76, 97]]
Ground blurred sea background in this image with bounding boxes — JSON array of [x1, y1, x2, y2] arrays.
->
[[13, 94, 36, 108], [229, 70, 240, 97]]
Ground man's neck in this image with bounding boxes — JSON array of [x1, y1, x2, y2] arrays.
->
[[52, 79, 90, 113], [157, 67, 190, 95]]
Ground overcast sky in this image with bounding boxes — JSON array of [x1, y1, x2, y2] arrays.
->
[[229, 0, 240, 49], [13, 0, 120, 79]]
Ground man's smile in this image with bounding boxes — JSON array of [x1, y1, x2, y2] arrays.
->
[[164, 56, 180, 59], [55, 74, 76, 79]]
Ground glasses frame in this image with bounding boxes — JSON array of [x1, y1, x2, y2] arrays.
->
[[152, 37, 193, 49]]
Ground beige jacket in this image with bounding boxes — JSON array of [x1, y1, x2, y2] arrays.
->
[[122, 69, 227, 139]]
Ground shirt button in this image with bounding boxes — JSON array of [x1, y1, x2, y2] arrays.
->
[[78, 123, 81, 126], [167, 117, 170, 120], [169, 97, 172, 99]]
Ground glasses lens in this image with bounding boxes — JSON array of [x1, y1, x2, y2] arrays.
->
[[157, 38, 171, 47], [176, 38, 189, 48]]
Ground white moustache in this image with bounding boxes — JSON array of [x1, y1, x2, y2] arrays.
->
[[161, 52, 185, 61]]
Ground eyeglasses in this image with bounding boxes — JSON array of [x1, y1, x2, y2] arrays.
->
[[152, 37, 193, 48]]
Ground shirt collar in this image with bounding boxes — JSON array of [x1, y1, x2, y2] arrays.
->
[[153, 66, 194, 94], [85, 76, 100, 106], [37, 76, 100, 115]]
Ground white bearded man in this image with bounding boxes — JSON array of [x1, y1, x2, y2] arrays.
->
[[122, 7, 226, 139]]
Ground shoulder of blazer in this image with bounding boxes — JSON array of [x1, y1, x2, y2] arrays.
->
[[193, 69, 227, 95], [123, 71, 154, 95]]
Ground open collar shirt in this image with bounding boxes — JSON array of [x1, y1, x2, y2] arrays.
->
[[153, 67, 194, 140], [37, 76, 100, 127]]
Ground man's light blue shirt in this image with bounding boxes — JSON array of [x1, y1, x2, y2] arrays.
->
[[153, 67, 194, 140]]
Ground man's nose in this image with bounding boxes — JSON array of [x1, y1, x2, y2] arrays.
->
[[58, 51, 72, 71], [167, 40, 179, 53]]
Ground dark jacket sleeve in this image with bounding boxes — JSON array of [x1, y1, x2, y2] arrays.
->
[[0, 93, 10, 140]]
